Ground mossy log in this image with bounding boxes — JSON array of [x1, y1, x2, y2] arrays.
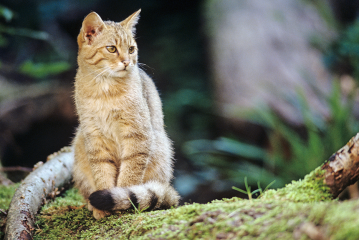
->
[[6, 133, 359, 239], [4, 147, 73, 240]]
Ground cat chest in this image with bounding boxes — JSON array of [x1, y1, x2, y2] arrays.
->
[[93, 103, 124, 127], [84, 98, 138, 131], [79, 92, 148, 136]]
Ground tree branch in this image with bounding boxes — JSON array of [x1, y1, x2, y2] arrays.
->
[[0, 166, 33, 173], [4, 147, 73, 240], [322, 133, 359, 198]]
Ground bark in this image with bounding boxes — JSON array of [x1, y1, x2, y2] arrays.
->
[[4, 147, 73, 240], [322, 133, 359, 198]]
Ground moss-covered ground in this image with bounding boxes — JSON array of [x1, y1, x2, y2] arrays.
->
[[0, 183, 20, 239], [0, 184, 20, 210], [32, 166, 359, 239]]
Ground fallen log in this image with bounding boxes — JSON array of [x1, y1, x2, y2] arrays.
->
[[6, 133, 359, 239], [4, 147, 73, 240]]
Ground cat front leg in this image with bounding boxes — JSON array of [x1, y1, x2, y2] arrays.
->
[[73, 132, 115, 219], [117, 131, 152, 187], [89, 157, 118, 189], [86, 139, 118, 190], [117, 154, 149, 187], [85, 138, 119, 219], [88, 203, 111, 219]]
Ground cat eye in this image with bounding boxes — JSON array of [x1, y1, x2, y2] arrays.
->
[[129, 46, 135, 54], [106, 46, 117, 53]]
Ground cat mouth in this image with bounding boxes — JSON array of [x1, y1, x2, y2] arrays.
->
[[112, 67, 125, 72], [113, 69, 129, 77], [116, 66, 128, 72], [113, 65, 131, 75]]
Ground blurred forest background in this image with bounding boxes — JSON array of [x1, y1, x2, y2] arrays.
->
[[1, 0, 359, 204]]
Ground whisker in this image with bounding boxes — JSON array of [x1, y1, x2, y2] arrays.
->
[[138, 62, 155, 75], [107, 68, 114, 79], [77, 67, 109, 80], [91, 67, 111, 82], [138, 63, 155, 70]]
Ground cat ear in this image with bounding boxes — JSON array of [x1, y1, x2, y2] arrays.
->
[[120, 9, 141, 34], [79, 12, 106, 46]]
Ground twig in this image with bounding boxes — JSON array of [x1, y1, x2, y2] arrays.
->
[[0, 166, 33, 172]]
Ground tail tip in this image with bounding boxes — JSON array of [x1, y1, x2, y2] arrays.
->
[[89, 189, 115, 211]]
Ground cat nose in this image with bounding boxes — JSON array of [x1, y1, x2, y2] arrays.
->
[[122, 60, 130, 67]]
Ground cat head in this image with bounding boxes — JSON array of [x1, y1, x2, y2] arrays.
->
[[77, 10, 141, 78]]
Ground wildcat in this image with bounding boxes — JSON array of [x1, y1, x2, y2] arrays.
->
[[72, 10, 180, 219]]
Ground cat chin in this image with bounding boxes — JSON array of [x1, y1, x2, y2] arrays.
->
[[114, 70, 129, 78]]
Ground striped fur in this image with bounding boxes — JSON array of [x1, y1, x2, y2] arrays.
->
[[89, 181, 179, 211], [72, 10, 180, 219]]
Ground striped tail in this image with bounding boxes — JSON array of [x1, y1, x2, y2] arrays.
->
[[89, 181, 180, 212]]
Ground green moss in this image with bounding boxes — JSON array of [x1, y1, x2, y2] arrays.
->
[[323, 201, 359, 240], [0, 183, 20, 209], [32, 167, 346, 239], [0, 183, 20, 238], [41, 188, 84, 212], [260, 166, 332, 202], [34, 187, 359, 239]]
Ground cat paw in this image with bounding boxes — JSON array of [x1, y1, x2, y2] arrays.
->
[[87, 202, 94, 211], [93, 208, 110, 219]]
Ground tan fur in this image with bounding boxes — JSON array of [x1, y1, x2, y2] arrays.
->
[[72, 10, 179, 219]]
